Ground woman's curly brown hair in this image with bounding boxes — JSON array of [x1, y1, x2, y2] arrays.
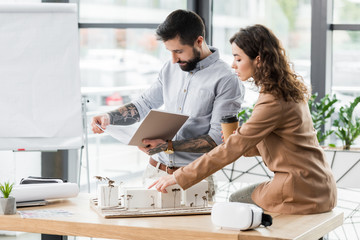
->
[[230, 24, 310, 102]]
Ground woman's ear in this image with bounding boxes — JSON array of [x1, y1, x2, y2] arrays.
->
[[255, 56, 261, 67]]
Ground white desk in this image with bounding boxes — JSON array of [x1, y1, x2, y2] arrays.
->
[[0, 193, 344, 240]]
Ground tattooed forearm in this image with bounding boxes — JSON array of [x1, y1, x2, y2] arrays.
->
[[108, 103, 140, 125], [148, 143, 168, 155], [146, 135, 217, 155], [173, 135, 217, 153]]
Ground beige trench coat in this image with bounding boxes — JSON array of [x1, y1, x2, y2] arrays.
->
[[174, 93, 337, 214]]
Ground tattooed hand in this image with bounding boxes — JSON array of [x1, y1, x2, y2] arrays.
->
[[91, 114, 110, 133], [138, 139, 167, 155], [91, 103, 140, 134]]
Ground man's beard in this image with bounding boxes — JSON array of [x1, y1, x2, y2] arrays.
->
[[178, 48, 201, 72]]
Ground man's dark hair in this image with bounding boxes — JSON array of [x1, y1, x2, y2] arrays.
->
[[156, 9, 205, 46]]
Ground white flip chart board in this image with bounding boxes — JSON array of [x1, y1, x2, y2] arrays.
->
[[0, 3, 83, 150]]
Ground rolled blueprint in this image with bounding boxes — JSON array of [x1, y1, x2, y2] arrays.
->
[[12, 183, 79, 202]]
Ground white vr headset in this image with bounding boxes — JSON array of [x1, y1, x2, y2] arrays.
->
[[211, 202, 273, 231]]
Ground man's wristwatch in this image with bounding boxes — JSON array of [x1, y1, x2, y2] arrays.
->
[[164, 140, 174, 154]]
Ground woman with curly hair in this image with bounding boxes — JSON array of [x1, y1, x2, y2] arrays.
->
[[150, 24, 337, 214]]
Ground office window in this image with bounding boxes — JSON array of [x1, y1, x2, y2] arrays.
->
[[331, 31, 360, 147], [213, 0, 311, 106], [333, 0, 360, 24], [80, 28, 167, 183], [80, 28, 167, 90], [331, 0, 360, 97], [332, 31, 360, 97], [330, 0, 360, 147], [79, 0, 186, 23], [79, 2, 186, 187]]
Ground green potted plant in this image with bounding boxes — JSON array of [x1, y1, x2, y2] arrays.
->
[[237, 105, 254, 125], [308, 93, 338, 144], [0, 181, 16, 215], [320, 96, 360, 190], [333, 96, 360, 150]]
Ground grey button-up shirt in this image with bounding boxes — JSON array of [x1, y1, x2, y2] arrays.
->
[[132, 47, 244, 167]]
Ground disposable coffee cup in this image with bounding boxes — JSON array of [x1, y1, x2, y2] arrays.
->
[[221, 115, 239, 142]]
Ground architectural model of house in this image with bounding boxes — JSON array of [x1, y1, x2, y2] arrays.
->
[[157, 185, 182, 208], [121, 185, 182, 209], [118, 180, 209, 209], [121, 187, 158, 209], [182, 180, 209, 207], [97, 184, 119, 208]]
